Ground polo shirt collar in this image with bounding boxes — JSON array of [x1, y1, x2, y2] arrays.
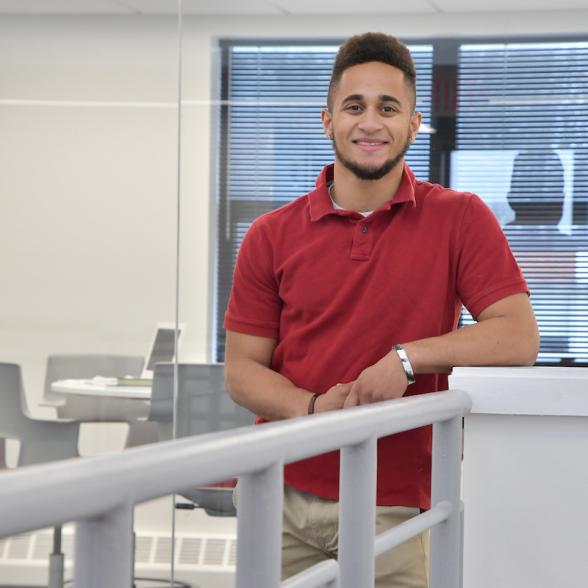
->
[[309, 162, 417, 222]]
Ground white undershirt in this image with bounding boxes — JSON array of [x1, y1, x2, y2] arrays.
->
[[328, 182, 374, 217]]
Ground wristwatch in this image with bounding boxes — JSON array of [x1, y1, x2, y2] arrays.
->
[[393, 344, 416, 385]]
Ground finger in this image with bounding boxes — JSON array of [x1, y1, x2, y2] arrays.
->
[[340, 382, 354, 394], [343, 387, 359, 408], [351, 380, 366, 405]]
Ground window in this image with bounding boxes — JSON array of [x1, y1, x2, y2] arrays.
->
[[454, 41, 588, 364], [215, 38, 588, 366]]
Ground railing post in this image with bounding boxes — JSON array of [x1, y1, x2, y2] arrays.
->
[[73, 500, 134, 588], [459, 500, 465, 588], [338, 435, 377, 588], [236, 461, 283, 588], [430, 415, 463, 588]]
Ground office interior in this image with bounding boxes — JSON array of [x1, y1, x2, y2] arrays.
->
[[1, 0, 587, 586]]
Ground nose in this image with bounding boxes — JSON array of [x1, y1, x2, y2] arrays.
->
[[357, 107, 383, 133]]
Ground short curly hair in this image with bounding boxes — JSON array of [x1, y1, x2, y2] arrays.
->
[[327, 32, 417, 111]]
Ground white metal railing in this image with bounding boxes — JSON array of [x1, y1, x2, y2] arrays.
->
[[0, 389, 471, 588]]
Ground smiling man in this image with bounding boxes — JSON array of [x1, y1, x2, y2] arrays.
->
[[224, 33, 539, 587]]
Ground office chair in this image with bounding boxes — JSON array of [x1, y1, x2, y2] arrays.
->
[[44, 354, 159, 447], [4, 362, 188, 588], [42, 354, 156, 588], [0, 362, 81, 588], [149, 363, 255, 516]]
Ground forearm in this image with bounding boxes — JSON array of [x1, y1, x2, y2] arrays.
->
[[403, 313, 540, 375], [225, 357, 313, 421], [345, 293, 539, 407]]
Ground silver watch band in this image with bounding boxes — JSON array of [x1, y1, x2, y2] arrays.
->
[[393, 344, 416, 385]]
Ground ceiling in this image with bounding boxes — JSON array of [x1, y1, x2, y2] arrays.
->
[[0, 0, 586, 15]]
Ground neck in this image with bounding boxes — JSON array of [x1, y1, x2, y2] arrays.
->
[[331, 159, 405, 212]]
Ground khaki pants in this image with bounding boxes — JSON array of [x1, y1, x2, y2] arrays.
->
[[282, 485, 429, 588]]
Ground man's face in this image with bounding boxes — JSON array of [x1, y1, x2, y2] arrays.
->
[[322, 61, 421, 181]]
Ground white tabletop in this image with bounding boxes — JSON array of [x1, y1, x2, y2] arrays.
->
[[51, 378, 151, 400], [450, 366, 588, 416]]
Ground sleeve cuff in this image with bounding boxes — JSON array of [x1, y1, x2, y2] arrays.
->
[[224, 316, 279, 339], [466, 280, 530, 320]]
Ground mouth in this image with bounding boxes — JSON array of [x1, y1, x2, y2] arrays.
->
[[352, 139, 389, 153]]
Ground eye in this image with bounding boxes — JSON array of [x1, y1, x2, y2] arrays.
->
[[345, 103, 362, 112], [381, 105, 398, 114]]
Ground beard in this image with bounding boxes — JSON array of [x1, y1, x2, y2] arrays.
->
[[331, 130, 412, 181]]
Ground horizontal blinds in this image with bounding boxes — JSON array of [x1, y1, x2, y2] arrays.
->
[[215, 43, 433, 359], [455, 42, 588, 365]]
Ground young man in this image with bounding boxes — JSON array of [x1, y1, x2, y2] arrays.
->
[[224, 32, 539, 587]]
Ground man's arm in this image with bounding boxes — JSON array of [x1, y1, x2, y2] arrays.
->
[[225, 330, 352, 420], [345, 292, 539, 407]]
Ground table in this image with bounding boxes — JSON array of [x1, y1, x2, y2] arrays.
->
[[49, 378, 152, 424], [51, 378, 151, 400]]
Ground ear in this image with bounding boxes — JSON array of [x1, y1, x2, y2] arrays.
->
[[409, 111, 422, 142], [321, 108, 333, 139]]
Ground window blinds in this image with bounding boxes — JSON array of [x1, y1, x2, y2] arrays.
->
[[454, 42, 588, 364], [215, 43, 434, 359]]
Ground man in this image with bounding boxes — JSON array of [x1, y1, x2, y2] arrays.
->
[[224, 32, 539, 587]]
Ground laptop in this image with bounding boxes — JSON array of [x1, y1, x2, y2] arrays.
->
[[114, 323, 184, 386]]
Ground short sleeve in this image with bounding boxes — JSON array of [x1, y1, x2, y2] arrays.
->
[[456, 194, 529, 319], [223, 219, 282, 339]]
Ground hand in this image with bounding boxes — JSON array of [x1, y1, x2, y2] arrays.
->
[[314, 382, 354, 413], [344, 351, 409, 408]]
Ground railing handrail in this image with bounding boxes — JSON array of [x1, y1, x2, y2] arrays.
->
[[0, 389, 471, 539]]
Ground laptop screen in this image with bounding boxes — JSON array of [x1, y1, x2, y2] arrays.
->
[[144, 326, 182, 375]]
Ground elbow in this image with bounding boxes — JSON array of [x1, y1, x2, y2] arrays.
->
[[500, 322, 540, 367], [224, 358, 250, 408], [520, 348, 539, 367], [519, 327, 540, 366], [509, 309, 540, 366], [528, 335, 540, 366], [224, 359, 240, 402]]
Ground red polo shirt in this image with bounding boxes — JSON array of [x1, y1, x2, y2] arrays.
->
[[224, 163, 528, 508]]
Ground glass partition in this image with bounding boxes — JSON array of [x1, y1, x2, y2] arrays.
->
[[173, 8, 241, 588], [0, 6, 181, 587]]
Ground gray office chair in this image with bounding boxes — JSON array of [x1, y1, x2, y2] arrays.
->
[[44, 354, 159, 447], [150, 363, 255, 516], [0, 362, 81, 588], [0, 362, 80, 465]]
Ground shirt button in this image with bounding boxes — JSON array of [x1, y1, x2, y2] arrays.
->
[[361, 225, 368, 233]]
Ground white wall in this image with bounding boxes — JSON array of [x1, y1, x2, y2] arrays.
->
[[1, 10, 587, 408]]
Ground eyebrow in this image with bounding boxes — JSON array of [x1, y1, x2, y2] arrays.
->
[[341, 94, 402, 107]]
